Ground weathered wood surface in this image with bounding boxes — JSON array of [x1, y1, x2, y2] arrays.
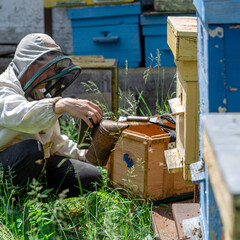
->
[[154, 0, 196, 12], [169, 98, 184, 115], [44, 0, 134, 8], [203, 113, 240, 240], [164, 148, 183, 173], [167, 16, 197, 61]]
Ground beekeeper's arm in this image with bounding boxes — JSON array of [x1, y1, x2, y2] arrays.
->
[[0, 83, 61, 134]]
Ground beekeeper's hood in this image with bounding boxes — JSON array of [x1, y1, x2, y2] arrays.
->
[[11, 33, 81, 99]]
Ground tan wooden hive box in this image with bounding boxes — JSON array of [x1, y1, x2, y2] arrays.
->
[[166, 16, 199, 183], [107, 120, 194, 201]]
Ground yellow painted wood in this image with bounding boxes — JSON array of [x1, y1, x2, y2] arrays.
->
[[175, 60, 198, 82], [167, 16, 199, 182], [44, 0, 134, 8], [167, 17, 197, 61], [179, 72, 199, 181]]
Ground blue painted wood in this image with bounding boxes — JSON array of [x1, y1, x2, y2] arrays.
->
[[68, 3, 141, 68], [142, 25, 167, 36], [197, 17, 240, 112], [140, 15, 176, 67], [196, 1, 240, 239], [193, 0, 240, 24], [72, 23, 141, 67], [70, 15, 139, 28], [140, 15, 168, 25], [144, 36, 174, 67], [67, 2, 141, 19]]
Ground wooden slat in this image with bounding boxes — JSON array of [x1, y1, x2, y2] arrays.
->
[[203, 113, 240, 240], [169, 98, 184, 115], [164, 148, 183, 173]]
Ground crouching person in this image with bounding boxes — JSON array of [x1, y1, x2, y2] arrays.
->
[[0, 33, 103, 198]]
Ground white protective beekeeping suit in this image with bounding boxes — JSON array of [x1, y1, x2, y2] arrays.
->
[[0, 33, 85, 159]]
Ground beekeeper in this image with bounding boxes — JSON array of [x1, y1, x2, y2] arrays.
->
[[0, 33, 103, 197]]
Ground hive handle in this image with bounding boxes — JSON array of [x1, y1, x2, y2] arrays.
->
[[93, 36, 119, 43]]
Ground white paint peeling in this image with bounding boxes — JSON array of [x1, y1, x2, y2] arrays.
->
[[215, 45, 219, 48], [218, 106, 227, 113], [208, 27, 224, 38], [223, 98, 227, 105]]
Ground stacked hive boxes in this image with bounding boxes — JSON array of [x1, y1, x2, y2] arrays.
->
[[165, 16, 199, 183], [67, 2, 142, 68]]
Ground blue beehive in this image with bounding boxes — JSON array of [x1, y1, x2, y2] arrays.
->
[[194, 0, 240, 113], [67, 2, 142, 68], [140, 14, 175, 67], [191, 1, 240, 239]]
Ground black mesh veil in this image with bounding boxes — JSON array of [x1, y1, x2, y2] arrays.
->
[[21, 51, 81, 99]]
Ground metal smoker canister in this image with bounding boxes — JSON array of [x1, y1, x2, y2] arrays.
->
[[86, 119, 129, 166]]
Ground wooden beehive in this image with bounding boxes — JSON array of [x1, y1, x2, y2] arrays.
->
[[107, 121, 194, 201], [44, 0, 134, 8], [166, 17, 199, 183]]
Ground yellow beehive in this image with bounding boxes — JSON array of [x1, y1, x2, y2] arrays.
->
[[165, 16, 199, 183], [44, 0, 134, 8]]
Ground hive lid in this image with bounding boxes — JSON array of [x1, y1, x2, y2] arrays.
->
[[168, 17, 197, 37]]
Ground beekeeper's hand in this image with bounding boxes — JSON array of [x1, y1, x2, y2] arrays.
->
[[53, 98, 102, 128]]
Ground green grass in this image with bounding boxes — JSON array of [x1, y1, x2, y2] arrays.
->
[[0, 166, 154, 239]]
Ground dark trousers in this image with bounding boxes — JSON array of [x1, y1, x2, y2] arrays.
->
[[0, 139, 102, 198]]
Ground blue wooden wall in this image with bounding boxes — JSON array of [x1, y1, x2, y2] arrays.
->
[[194, 0, 240, 239]]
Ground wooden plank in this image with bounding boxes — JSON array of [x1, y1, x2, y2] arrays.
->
[[169, 98, 184, 115], [147, 140, 166, 200], [112, 137, 146, 196], [164, 148, 183, 173], [44, 0, 135, 8], [172, 203, 200, 239], [203, 113, 240, 240], [183, 78, 199, 181], [154, 0, 196, 12], [0, 50, 15, 57], [151, 206, 178, 240]]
